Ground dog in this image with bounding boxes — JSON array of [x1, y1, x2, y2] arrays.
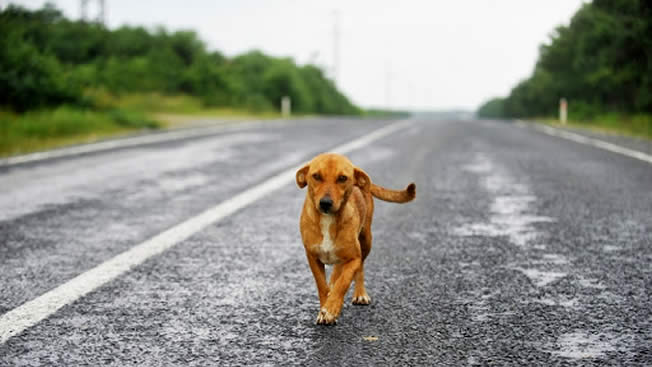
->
[[296, 153, 416, 325]]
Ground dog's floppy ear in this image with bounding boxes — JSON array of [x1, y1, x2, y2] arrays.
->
[[353, 167, 371, 192], [296, 164, 310, 189]]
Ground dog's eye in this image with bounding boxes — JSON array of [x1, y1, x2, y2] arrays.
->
[[337, 175, 348, 183], [312, 173, 322, 181]]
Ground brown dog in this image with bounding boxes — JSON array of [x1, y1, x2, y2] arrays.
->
[[296, 153, 416, 325]]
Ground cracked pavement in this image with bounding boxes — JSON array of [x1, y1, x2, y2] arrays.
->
[[1, 117, 651, 366]]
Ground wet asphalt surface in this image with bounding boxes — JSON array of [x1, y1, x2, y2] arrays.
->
[[1, 118, 651, 366]]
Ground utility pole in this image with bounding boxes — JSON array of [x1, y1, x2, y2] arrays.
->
[[98, 0, 105, 25], [81, 0, 106, 25], [408, 81, 414, 111], [332, 10, 340, 85], [423, 88, 430, 111], [385, 62, 392, 109], [81, 0, 88, 21]]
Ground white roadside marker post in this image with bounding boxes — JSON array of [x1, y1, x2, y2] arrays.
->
[[281, 96, 291, 118], [559, 98, 568, 125]]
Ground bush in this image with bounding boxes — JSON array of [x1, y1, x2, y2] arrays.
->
[[0, 32, 82, 111], [0, 106, 160, 156], [477, 98, 506, 118], [0, 4, 360, 116], [106, 109, 158, 129]]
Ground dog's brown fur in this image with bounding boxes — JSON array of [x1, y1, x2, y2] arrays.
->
[[296, 153, 415, 325]]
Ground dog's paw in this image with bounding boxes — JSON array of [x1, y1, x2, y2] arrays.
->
[[316, 307, 337, 325], [352, 294, 371, 305]]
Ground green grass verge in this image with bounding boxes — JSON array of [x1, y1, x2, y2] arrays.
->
[[89, 90, 283, 128], [0, 92, 287, 158], [0, 106, 159, 157], [539, 113, 652, 140]]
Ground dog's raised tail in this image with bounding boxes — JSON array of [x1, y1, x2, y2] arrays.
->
[[370, 182, 416, 203]]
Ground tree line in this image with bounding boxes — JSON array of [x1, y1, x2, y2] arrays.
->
[[0, 4, 360, 115], [477, 0, 651, 120]]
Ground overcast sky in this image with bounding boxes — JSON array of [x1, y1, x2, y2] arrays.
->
[[9, 0, 587, 111]]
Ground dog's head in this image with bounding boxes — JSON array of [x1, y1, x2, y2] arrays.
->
[[296, 153, 370, 215]]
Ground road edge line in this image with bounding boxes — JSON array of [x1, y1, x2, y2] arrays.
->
[[515, 120, 652, 165], [0, 119, 286, 167], [0, 119, 413, 345]]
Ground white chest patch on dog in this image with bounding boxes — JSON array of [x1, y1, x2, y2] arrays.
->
[[317, 215, 340, 265]]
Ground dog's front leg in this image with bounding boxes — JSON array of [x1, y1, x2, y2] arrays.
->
[[317, 258, 361, 325], [306, 254, 329, 307], [329, 264, 342, 289]]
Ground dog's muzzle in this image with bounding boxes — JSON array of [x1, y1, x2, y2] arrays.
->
[[319, 196, 333, 213]]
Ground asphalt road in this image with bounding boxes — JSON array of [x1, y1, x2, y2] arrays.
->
[[1, 117, 651, 366]]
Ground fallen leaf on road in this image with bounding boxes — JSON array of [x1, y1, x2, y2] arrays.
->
[[363, 336, 378, 341]]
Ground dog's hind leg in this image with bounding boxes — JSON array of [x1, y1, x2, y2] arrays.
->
[[352, 228, 372, 305], [352, 263, 371, 305]]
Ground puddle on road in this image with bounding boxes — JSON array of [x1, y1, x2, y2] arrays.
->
[[549, 331, 619, 359], [156, 173, 210, 193], [0, 132, 274, 222], [602, 245, 621, 252], [456, 154, 555, 247], [462, 159, 492, 174], [576, 276, 606, 289], [513, 267, 567, 287], [354, 146, 396, 165], [527, 296, 578, 308], [539, 253, 569, 264], [406, 231, 429, 244], [455, 153, 632, 362]]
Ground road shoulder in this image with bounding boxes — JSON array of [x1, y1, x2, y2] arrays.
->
[[515, 119, 652, 160]]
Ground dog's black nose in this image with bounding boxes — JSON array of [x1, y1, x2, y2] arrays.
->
[[319, 197, 333, 213]]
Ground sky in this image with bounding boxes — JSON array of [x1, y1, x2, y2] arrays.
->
[[8, 0, 587, 111]]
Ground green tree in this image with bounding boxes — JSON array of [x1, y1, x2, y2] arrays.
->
[[0, 4, 360, 115], [480, 0, 652, 119], [476, 98, 505, 118], [0, 20, 81, 111]]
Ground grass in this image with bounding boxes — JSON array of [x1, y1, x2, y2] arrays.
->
[[539, 113, 652, 140], [89, 91, 282, 128], [0, 106, 159, 157], [0, 92, 284, 158]]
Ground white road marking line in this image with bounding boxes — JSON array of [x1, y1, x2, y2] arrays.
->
[[0, 120, 274, 167], [516, 120, 652, 165], [0, 119, 413, 344]]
